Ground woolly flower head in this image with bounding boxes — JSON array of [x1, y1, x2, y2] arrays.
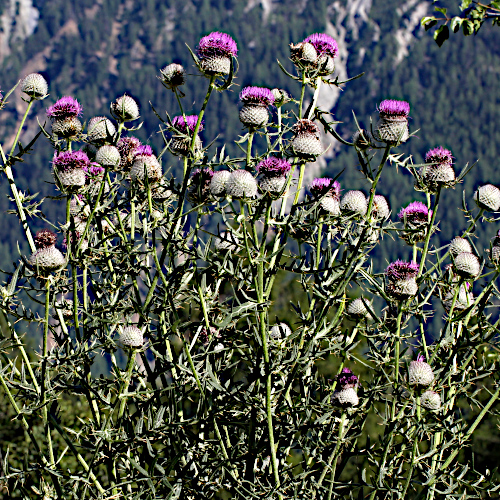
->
[[425, 146, 453, 165], [198, 31, 238, 58], [256, 157, 291, 177], [52, 150, 90, 172], [239, 87, 275, 106], [310, 178, 340, 198], [303, 33, 338, 58], [35, 229, 57, 249], [135, 145, 153, 157], [398, 201, 431, 222], [378, 99, 410, 118], [385, 260, 419, 280], [336, 368, 359, 389], [46, 96, 83, 120], [172, 115, 204, 133]]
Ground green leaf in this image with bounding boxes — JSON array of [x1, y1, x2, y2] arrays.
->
[[463, 19, 475, 35], [460, 0, 472, 9], [421, 17, 438, 30], [451, 16, 463, 32], [434, 24, 450, 46], [434, 6, 447, 15]]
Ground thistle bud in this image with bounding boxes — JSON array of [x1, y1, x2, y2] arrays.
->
[[225, 170, 258, 199], [474, 184, 500, 212], [210, 170, 232, 197], [160, 63, 186, 88], [420, 390, 441, 410], [29, 230, 65, 273], [119, 325, 144, 348], [453, 252, 480, 279], [215, 231, 239, 252], [408, 354, 434, 387], [449, 236, 472, 256], [21, 73, 48, 100], [110, 94, 140, 122], [269, 323, 292, 340], [87, 116, 116, 145], [340, 190, 368, 216], [95, 145, 121, 169], [347, 298, 372, 319]]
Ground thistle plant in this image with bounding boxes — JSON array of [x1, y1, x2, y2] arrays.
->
[[0, 32, 499, 500]]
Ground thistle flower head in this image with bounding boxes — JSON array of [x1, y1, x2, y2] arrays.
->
[[83, 162, 105, 177], [110, 94, 140, 121], [172, 115, 204, 133], [409, 354, 435, 386], [52, 150, 90, 172], [134, 145, 153, 157], [293, 119, 320, 137], [398, 201, 431, 223], [336, 368, 359, 389], [35, 229, 57, 249], [378, 99, 410, 118], [303, 33, 338, 58], [191, 168, 214, 185], [160, 63, 186, 88], [198, 31, 238, 58], [425, 146, 453, 165], [385, 260, 419, 280], [21, 73, 48, 99], [256, 157, 291, 177], [239, 87, 275, 106], [46, 96, 83, 120], [310, 178, 340, 198]]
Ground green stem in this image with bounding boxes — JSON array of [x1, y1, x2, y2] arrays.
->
[[292, 162, 306, 206], [305, 77, 322, 120], [402, 395, 420, 498], [317, 413, 346, 491], [246, 131, 254, 170], [72, 265, 80, 341], [366, 144, 391, 219], [418, 187, 441, 278], [9, 99, 34, 158], [191, 75, 215, 152], [299, 72, 307, 119], [117, 348, 136, 421], [391, 305, 404, 420]]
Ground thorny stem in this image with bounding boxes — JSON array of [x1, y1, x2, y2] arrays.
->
[[299, 71, 307, 119], [117, 348, 137, 421], [292, 162, 306, 206], [402, 395, 420, 498], [9, 99, 34, 158], [306, 77, 322, 120], [246, 131, 254, 170]]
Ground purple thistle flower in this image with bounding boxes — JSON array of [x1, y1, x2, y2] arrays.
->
[[416, 353, 426, 363], [198, 31, 238, 58], [398, 201, 431, 223], [172, 115, 204, 133], [303, 33, 338, 58], [336, 368, 359, 389], [83, 162, 105, 177], [310, 178, 341, 199], [256, 157, 291, 177], [385, 260, 419, 280], [239, 87, 275, 106], [425, 146, 453, 165], [378, 99, 410, 118], [46, 96, 83, 120], [52, 150, 90, 172], [134, 145, 153, 157]]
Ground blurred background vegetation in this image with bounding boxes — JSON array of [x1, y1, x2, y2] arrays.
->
[[1, 0, 500, 493]]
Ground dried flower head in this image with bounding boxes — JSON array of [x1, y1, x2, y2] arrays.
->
[[117, 137, 141, 171], [35, 229, 57, 249], [378, 99, 410, 118], [293, 119, 320, 137], [46, 96, 83, 120], [52, 151, 90, 172], [160, 63, 186, 88], [239, 87, 275, 107], [172, 115, 204, 134], [198, 31, 238, 58], [303, 33, 338, 58], [256, 157, 291, 177], [385, 260, 419, 281], [189, 168, 214, 204]]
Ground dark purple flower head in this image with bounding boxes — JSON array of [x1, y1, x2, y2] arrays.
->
[[398, 201, 431, 223], [425, 146, 453, 165], [52, 150, 90, 172], [191, 168, 214, 184], [379, 99, 410, 118], [172, 115, 204, 133], [134, 145, 153, 157], [83, 162, 105, 177], [293, 119, 320, 137], [198, 31, 238, 58], [239, 87, 275, 106], [336, 368, 359, 389], [303, 33, 338, 58], [385, 260, 419, 280], [46, 96, 83, 120], [310, 177, 341, 199], [256, 157, 291, 177], [35, 229, 57, 249]]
